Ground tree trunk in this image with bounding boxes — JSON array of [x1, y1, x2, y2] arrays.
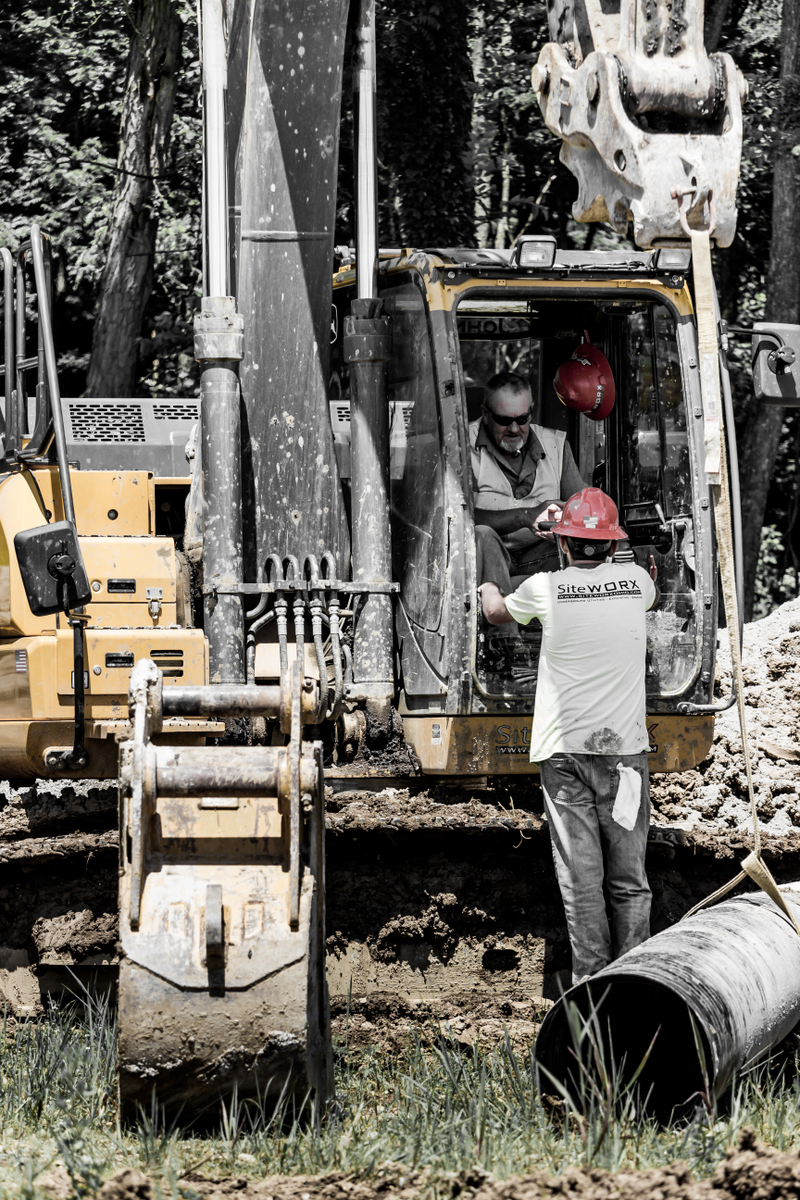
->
[[704, 0, 735, 52], [494, 119, 512, 249], [470, 9, 492, 249], [738, 0, 800, 618], [86, 0, 182, 398]]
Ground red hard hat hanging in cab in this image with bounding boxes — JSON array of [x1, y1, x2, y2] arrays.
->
[[553, 332, 615, 421]]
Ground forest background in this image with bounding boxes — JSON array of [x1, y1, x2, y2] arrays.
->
[[0, 0, 798, 619]]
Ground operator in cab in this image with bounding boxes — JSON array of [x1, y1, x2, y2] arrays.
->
[[471, 338, 613, 597], [479, 488, 659, 986]]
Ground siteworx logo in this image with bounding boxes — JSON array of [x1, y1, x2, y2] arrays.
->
[[557, 580, 641, 597], [494, 724, 530, 754], [648, 721, 658, 754]]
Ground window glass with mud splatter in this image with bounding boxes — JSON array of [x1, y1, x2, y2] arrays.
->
[[621, 303, 698, 697], [382, 280, 447, 635]]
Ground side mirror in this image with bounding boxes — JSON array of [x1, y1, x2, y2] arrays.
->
[[14, 521, 91, 615], [752, 322, 800, 405]]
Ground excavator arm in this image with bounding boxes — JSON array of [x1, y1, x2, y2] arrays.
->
[[531, 0, 747, 248]]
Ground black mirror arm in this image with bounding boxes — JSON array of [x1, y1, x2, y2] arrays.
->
[[45, 581, 88, 772]]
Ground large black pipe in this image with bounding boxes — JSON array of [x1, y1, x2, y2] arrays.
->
[[536, 890, 800, 1116]]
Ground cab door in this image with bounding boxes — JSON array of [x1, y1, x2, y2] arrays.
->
[[380, 273, 450, 699]]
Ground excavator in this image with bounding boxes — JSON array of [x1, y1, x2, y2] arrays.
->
[[1, 0, 799, 1115]]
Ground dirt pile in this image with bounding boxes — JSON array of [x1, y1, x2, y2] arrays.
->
[[650, 598, 800, 834], [326, 780, 545, 833], [48, 1128, 800, 1200], [329, 991, 553, 1051], [465, 1127, 800, 1200]]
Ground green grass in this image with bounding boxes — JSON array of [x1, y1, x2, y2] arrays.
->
[[1, 987, 800, 1198]]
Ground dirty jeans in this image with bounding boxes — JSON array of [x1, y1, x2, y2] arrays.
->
[[539, 752, 652, 984]]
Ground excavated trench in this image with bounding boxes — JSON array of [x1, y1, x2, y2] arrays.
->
[[4, 773, 800, 1031], [1, 598, 799, 1033]]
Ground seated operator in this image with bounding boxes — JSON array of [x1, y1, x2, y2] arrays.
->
[[471, 342, 615, 599]]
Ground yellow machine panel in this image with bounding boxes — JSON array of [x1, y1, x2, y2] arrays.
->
[[0, 472, 181, 633], [402, 714, 714, 775], [0, 640, 34, 719], [55, 628, 206, 698], [79, 537, 179, 626], [31, 468, 155, 536], [0, 629, 205, 720]]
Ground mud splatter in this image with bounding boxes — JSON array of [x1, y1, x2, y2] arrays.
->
[[583, 728, 623, 754]]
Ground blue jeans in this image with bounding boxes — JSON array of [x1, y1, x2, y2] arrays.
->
[[539, 752, 652, 984]]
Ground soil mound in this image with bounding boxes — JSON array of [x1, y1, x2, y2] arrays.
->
[[651, 598, 800, 834], [77, 1128, 800, 1200]]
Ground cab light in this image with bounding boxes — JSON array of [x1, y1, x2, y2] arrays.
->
[[654, 248, 691, 272], [514, 236, 557, 269]]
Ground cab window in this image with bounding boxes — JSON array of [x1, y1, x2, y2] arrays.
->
[[382, 280, 446, 633]]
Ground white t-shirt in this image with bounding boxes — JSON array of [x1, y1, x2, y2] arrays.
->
[[504, 561, 657, 763]]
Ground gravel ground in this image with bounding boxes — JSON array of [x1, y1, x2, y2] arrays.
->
[[649, 597, 800, 835]]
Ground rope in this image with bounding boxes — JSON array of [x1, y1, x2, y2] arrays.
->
[[678, 228, 800, 936]]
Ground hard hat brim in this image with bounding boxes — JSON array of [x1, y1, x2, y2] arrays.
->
[[552, 522, 628, 540]]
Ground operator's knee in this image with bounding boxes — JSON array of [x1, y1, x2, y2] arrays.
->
[[475, 525, 511, 589], [474, 524, 505, 553]]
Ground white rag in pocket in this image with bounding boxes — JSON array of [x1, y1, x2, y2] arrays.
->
[[612, 764, 642, 831]]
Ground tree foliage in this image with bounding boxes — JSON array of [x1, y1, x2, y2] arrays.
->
[[1, 0, 797, 612], [0, 0, 201, 398]]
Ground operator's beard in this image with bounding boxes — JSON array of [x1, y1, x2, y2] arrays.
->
[[500, 437, 524, 456]]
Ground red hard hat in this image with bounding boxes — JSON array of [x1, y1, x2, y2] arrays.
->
[[553, 332, 615, 421], [552, 488, 627, 540]]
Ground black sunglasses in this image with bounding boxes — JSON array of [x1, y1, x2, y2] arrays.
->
[[486, 408, 533, 427]]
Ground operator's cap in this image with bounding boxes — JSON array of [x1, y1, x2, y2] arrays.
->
[[553, 332, 615, 422], [552, 487, 627, 540]]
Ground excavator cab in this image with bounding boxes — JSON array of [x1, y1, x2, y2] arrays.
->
[[331, 243, 718, 775]]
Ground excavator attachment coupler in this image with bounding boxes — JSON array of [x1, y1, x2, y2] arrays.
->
[[117, 659, 330, 1118], [532, 0, 747, 247]]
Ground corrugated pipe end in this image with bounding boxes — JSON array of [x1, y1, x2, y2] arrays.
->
[[536, 976, 713, 1119]]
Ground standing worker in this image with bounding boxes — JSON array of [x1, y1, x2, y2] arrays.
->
[[479, 488, 659, 984]]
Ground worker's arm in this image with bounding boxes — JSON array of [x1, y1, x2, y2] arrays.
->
[[474, 502, 561, 539], [560, 441, 585, 499], [479, 582, 516, 625]]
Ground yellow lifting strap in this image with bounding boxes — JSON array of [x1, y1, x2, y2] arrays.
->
[[680, 228, 800, 936]]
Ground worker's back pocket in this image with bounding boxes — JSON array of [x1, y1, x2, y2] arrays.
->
[[540, 756, 589, 805]]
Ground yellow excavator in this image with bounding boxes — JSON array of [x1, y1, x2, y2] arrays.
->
[[1, 0, 799, 1113]]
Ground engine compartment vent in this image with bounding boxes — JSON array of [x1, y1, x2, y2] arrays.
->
[[69, 404, 146, 443]]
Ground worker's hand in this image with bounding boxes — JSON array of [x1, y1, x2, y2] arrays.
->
[[649, 555, 658, 582], [532, 503, 561, 541]]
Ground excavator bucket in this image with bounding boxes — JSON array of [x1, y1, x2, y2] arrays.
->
[[117, 659, 331, 1117], [532, 0, 747, 247]]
